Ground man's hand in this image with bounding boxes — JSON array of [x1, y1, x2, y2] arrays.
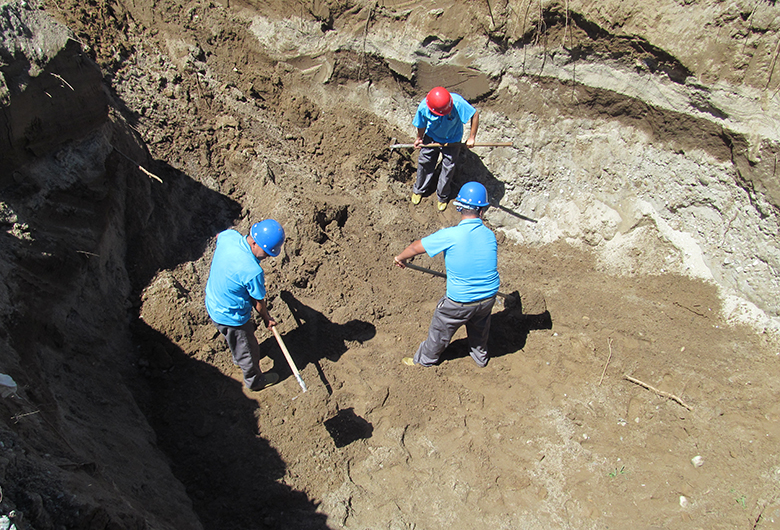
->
[[413, 127, 425, 148], [394, 240, 425, 268], [253, 297, 276, 329]]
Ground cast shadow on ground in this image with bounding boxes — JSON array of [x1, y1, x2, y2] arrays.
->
[[124, 157, 242, 291], [122, 145, 328, 526], [393, 142, 540, 224], [404, 148, 539, 222], [132, 320, 331, 530], [261, 291, 376, 394], [455, 148, 505, 197], [324, 407, 374, 448], [431, 296, 553, 364], [394, 145, 505, 198], [458, 149, 539, 222]]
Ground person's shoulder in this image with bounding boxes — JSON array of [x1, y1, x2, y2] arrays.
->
[[433, 224, 460, 237], [219, 229, 240, 240], [424, 225, 450, 238]]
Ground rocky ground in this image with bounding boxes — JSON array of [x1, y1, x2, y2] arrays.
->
[[1, 0, 780, 529]]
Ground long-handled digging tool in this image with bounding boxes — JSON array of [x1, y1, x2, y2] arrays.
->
[[403, 262, 519, 305], [272, 327, 307, 393], [389, 141, 513, 150]]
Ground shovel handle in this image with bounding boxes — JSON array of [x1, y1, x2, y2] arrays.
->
[[390, 142, 513, 149], [404, 262, 446, 278], [403, 262, 513, 300], [272, 327, 307, 393]]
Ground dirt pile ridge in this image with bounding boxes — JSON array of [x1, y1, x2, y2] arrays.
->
[[0, 0, 779, 529]]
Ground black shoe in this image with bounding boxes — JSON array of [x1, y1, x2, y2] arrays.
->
[[249, 373, 279, 391]]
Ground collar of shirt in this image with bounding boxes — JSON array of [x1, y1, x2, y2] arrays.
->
[[239, 234, 261, 263]]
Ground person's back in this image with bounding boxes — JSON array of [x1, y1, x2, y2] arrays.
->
[[441, 219, 498, 302], [205, 229, 265, 327], [395, 182, 498, 368]]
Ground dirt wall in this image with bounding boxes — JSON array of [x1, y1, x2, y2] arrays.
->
[[1, 1, 779, 529]]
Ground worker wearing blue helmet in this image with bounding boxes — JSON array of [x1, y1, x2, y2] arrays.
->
[[205, 219, 285, 392], [394, 182, 499, 367]]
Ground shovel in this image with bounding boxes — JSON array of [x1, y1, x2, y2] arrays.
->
[[390, 141, 513, 150], [403, 262, 519, 303], [272, 327, 307, 393]]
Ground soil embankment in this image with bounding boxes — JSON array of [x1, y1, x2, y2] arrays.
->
[[1, 1, 779, 529]]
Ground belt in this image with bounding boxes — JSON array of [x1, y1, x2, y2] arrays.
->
[[449, 295, 496, 307]]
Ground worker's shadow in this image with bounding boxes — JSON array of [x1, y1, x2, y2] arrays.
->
[[456, 150, 539, 223], [408, 147, 539, 222], [444, 294, 553, 362], [406, 147, 506, 200], [261, 290, 376, 393]]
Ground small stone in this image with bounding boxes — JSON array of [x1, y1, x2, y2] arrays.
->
[[679, 495, 690, 508], [691, 455, 704, 467]]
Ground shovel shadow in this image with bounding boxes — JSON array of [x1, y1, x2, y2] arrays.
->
[[260, 290, 376, 393]]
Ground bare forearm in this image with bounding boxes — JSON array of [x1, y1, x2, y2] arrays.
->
[[467, 111, 479, 144], [394, 240, 425, 267], [252, 298, 275, 327]]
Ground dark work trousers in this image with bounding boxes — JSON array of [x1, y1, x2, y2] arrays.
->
[[413, 295, 496, 367], [413, 135, 462, 202], [213, 319, 269, 390]]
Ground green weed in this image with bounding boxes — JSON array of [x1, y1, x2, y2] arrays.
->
[[730, 489, 747, 509]]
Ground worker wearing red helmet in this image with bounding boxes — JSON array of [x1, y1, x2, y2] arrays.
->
[[411, 86, 480, 211]]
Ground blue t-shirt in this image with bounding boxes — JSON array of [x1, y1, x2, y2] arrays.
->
[[413, 93, 476, 144], [205, 230, 267, 326], [421, 218, 499, 303]]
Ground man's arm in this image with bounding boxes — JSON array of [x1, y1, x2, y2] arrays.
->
[[394, 240, 425, 268], [413, 127, 426, 148], [252, 298, 276, 328], [465, 110, 479, 148]]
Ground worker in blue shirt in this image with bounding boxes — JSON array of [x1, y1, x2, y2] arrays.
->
[[411, 86, 480, 211], [394, 182, 499, 367], [205, 220, 285, 391]]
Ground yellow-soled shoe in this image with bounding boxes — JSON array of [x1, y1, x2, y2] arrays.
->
[[437, 200, 448, 211], [402, 357, 416, 366], [411, 193, 422, 205]]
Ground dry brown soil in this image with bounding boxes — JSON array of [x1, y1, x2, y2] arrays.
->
[[4, 1, 780, 529]]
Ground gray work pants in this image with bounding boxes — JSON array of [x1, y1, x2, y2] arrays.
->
[[413, 136, 462, 202], [213, 319, 270, 390], [414, 295, 496, 367]]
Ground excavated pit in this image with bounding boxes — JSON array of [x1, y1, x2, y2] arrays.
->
[[1, 1, 780, 529]]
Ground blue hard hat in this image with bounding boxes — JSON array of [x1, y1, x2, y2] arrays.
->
[[454, 182, 490, 208], [250, 219, 285, 257]]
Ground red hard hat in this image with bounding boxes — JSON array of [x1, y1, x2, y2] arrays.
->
[[426, 87, 453, 116]]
